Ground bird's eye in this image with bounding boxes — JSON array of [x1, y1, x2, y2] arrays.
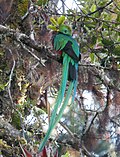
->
[[64, 30, 67, 33]]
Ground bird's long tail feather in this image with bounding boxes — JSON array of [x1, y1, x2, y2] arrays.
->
[[38, 81, 74, 153], [38, 54, 69, 152], [53, 81, 73, 127], [49, 54, 69, 128]]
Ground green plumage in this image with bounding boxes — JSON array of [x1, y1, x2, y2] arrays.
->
[[54, 33, 80, 58], [38, 24, 80, 152]]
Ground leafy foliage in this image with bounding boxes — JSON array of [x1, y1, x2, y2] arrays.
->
[[48, 16, 66, 31]]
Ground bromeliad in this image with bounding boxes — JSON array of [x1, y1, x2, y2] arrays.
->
[[38, 16, 81, 152]]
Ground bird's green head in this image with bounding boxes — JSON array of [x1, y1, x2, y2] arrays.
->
[[59, 24, 72, 36]]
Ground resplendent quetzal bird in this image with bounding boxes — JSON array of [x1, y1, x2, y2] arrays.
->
[[38, 18, 80, 153]]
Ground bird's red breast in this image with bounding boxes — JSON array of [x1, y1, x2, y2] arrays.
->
[[57, 50, 62, 55]]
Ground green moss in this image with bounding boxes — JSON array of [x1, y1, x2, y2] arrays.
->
[[11, 111, 21, 130], [0, 48, 9, 92], [18, 0, 29, 16]]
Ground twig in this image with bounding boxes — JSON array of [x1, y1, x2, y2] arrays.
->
[[19, 142, 27, 157], [87, 0, 113, 16], [0, 25, 58, 62], [7, 48, 16, 107], [21, 11, 29, 21], [59, 121, 75, 139], [110, 119, 120, 127], [20, 42, 45, 66], [84, 112, 98, 134]]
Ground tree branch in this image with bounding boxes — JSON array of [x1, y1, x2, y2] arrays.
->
[[1, 25, 120, 93], [0, 24, 59, 62], [0, 25, 44, 52], [87, 0, 113, 16]]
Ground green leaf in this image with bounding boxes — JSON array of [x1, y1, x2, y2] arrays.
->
[[113, 46, 120, 56], [50, 17, 57, 26], [116, 13, 120, 22], [99, 0, 108, 7], [0, 82, 8, 91], [47, 25, 57, 31], [91, 35, 97, 45], [90, 53, 95, 63], [102, 39, 114, 46], [90, 4, 96, 12], [57, 16, 66, 25], [0, 84, 5, 90], [61, 152, 70, 157], [111, 13, 117, 21]]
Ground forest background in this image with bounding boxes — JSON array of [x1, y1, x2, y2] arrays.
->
[[0, 0, 120, 156]]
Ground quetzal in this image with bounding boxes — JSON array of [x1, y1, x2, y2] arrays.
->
[[38, 24, 80, 152]]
